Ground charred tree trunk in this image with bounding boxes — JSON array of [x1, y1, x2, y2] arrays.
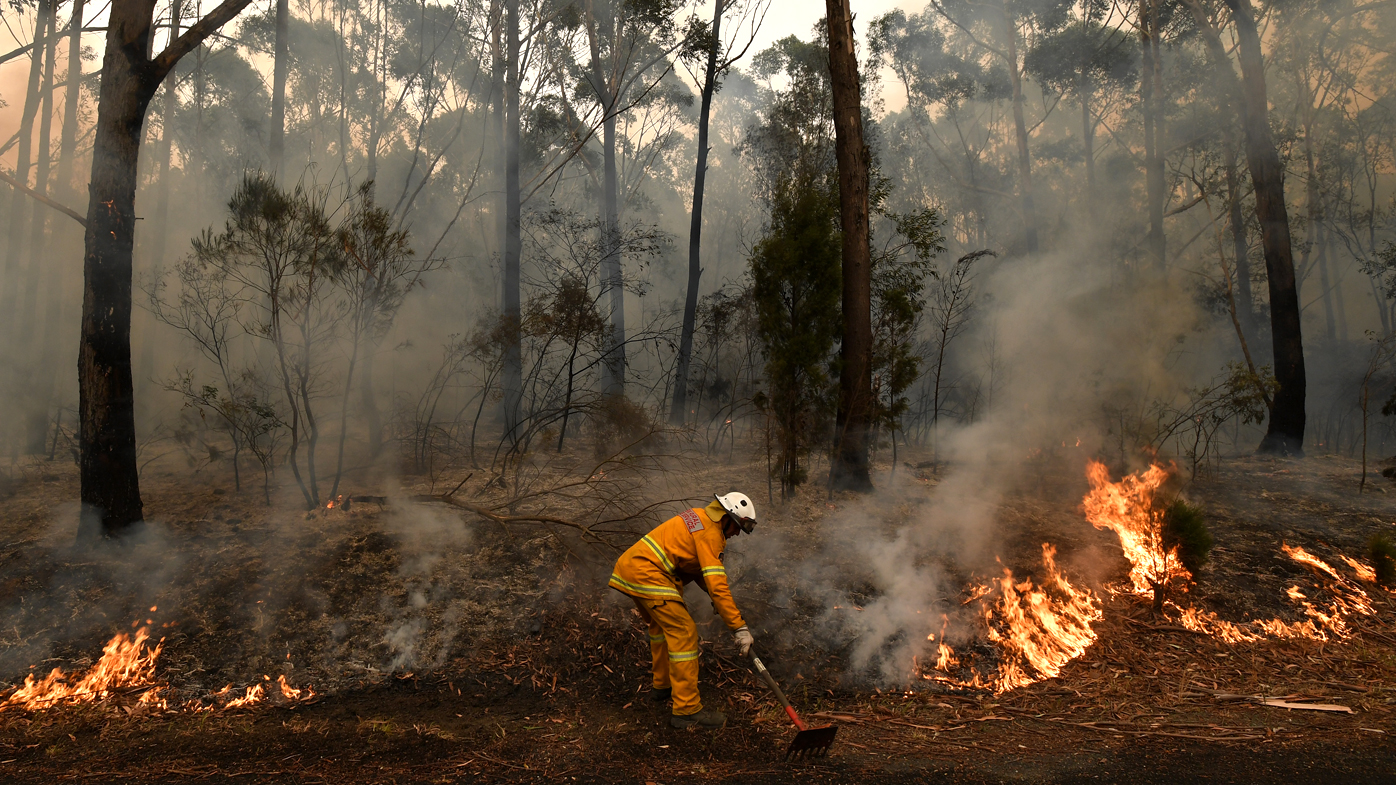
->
[[1224, 0, 1306, 454], [79, 0, 254, 540], [502, 0, 523, 441], [269, 0, 289, 173], [669, 0, 723, 426], [826, 0, 873, 492]]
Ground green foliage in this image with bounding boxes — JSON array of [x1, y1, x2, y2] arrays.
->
[[1369, 533, 1396, 588], [1162, 499, 1213, 576], [871, 207, 944, 431], [750, 178, 842, 498]]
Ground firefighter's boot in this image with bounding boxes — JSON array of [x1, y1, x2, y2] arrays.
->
[[670, 707, 726, 730]]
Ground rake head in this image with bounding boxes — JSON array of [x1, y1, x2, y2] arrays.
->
[[784, 724, 837, 761]]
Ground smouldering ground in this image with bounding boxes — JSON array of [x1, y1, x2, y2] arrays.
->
[[0, 446, 1394, 783]]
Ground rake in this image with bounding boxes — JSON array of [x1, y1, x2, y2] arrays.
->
[[751, 653, 837, 761]]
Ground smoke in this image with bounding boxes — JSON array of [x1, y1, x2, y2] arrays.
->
[[377, 499, 476, 672], [730, 247, 1213, 685]]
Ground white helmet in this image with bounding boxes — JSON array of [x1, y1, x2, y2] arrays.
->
[[714, 492, 757, 533]]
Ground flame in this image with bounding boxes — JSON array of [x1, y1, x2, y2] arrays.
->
[[921, 544, 1101, 693], [1, 626, 315, 715], [1339, 555, 1377, 583], [1082, 461, 1187, 596], [222, 683, 265, 709], [1, 628, 166, 712], [277, 674, 314, 701], [1177, 545, 1375, 642]]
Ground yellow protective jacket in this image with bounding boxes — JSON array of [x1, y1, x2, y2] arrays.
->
[[609, 502, 746, 631]]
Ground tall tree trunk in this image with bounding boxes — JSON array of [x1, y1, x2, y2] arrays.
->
[[502, 0, 523, 439], [2, 0, 53, 333], [1080, 81, 1095, 217], [21, 15, 59, 348], [36, 0, 87, 462], [79, 0, 254, 540], [147, 0, 181, 277], [669, 0, 723, 426], [269, 0, 289, 173], [826, 0, 873, 492], [1300, 124, 1335, 342], [600, 107, 625, 397], [585, 1, 625, 398], [1001, 0, 1037, 253], [138, 0, 182, 399], [20, 7, 60, 455], [1140, 0, 1166, 270], [1224, 140, 1254, 335], [1224, 0, 1306, 454], [56, 0, 86, 196]]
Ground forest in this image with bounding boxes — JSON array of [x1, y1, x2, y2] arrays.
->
[[0, 0, 1394, 781]]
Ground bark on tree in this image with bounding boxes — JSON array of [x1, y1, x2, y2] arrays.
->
[[1, 0, 53, 333], [269, 0, 289, 173], [826, 0, 873, 492], [669, 0, 724, 427], [502, 0, 523, 440], [1223, 0, 1306, 454], [79, 0, 254, 540]]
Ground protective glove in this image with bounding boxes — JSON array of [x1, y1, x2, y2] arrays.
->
[[733, 626, 754, 657]]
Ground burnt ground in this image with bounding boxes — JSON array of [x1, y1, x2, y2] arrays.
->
[[0, 448, 1394, 783]]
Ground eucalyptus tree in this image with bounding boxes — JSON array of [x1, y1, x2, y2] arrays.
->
[[1022, 3, 1134, 220], [668, 0, 768, 426], [79, 0, 257, 538], [1180, 0, 1305, 454], [578, 0, 691, 398], [923, 0, 1075, 254]]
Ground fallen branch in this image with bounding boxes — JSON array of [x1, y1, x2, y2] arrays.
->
[[0, 169, 87, 228]]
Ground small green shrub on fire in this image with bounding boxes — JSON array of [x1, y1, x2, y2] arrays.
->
[[1163, 500, 1213, 576]]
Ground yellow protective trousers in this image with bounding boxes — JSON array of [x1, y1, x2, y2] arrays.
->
[[631, 596, 702, 716]]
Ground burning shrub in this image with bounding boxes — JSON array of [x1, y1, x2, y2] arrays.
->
[[1369, 533, 1396, 588], [1082, 461, 1189, 611], [1162, 499, 1213, 576]]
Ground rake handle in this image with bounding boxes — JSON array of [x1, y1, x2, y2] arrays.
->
[[752, 654, 807, 731]]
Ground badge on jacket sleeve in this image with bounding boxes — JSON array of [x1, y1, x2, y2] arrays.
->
[[680, 509, 704, 533]]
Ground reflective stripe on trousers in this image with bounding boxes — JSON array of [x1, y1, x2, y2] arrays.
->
[[631, 596, 703, 716]]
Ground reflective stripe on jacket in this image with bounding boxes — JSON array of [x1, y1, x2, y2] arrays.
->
[[609, 504, 746, 630]]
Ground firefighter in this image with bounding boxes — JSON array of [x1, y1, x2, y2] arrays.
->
[[609, 492, 757, 730]]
